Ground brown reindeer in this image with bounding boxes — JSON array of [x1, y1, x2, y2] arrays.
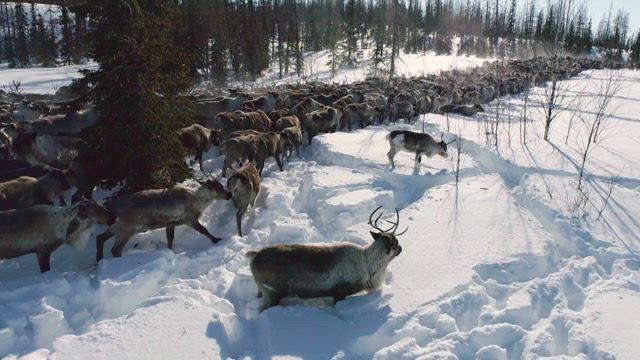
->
[[177, 124, 221, 172], [303, 107, 343, 144], [0, 169, 76, 210], [227, 162, 261, 236], [0, 200, 116, 272]]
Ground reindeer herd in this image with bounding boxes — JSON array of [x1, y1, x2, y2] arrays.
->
[[0, 56, 604, 308]]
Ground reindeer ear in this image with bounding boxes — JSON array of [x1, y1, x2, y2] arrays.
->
[[370, 231, 381, 240]]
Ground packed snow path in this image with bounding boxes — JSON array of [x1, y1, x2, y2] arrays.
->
[[1, 70, 640, 359]]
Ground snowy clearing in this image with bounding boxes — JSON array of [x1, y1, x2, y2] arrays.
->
[[1, 69, 640, 359], [218, 50, 489, 90], [0, 63, 97, 95]]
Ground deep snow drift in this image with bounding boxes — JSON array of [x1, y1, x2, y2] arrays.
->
[[1, 68, 640, 359]]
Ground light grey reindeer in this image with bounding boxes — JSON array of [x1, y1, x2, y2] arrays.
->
[[247, 206, 405, 312], [95, 179, 232, 262], [387, 130, 455, 172]]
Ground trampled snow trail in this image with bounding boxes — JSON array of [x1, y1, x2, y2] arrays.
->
[[1, 70, 640, 359]]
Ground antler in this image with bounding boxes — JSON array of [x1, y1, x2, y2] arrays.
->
[[370, 207, 409, 236], [368, 206, 387, 233], [384, 208, 409, 235]]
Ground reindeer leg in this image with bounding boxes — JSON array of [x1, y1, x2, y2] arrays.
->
[[166, 226, 175, 250], [96, 230, 114, 263], [190, 221, 221, 244], [236, 210, 244, 237], [197, 151, 205, 172], [36, 249, 52, 273], [387, 147, 396, 169], [414, 152, 422, 174], [222, 158, 230, 178], [111, 232, 133, 258], [275, 153, 284, 171], [259, 290, 283, 312]]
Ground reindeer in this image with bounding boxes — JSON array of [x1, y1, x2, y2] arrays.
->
[[177, 124, 221, 172], [303, 107, 343, 144], [280, 126, 303, 159], [24, 109, 100, 136], [0, 169, 76, 210], [227, 162, 261, 237], [214, 110, 272, 139], [387, 130, 455, 172], [342, 103, 380, 131], [252, 132, 285, 176], [274, 115, 301, 132], [390, 101, 416, 123], [247, 206, 405, 312], [95, 179, 232, 262], [191, 94, 250, 121], [241, 92, 279, 113], [438, 103, 485, 117], [0, 200, 116, 272]]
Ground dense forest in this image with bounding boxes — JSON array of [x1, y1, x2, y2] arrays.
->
[[0, 0, 638, 83]]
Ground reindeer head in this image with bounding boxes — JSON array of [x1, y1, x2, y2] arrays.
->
[[437, 134, 457, 158], [208, 129, 222, 147], [368, 206, 405, 260], [474, 104, 485, 112], [200, 178, 232, 200], [76, 200, 117, 226]]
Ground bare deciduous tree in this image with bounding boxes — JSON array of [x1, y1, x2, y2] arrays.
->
[[576, 70, 622, 192], [536, 61, 572, 141]]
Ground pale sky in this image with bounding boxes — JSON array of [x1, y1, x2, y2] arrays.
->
[[541, 0, 640, 33], [588, 0, 640, 32]]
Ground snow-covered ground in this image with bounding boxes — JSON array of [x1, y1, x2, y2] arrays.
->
[[0, 63, 97, 94], [223, 50, 490, 90], [1, 67, 640, 359], [0, 50, 486, 95]]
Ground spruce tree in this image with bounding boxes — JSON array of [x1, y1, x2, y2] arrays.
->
[[13, 3, 29, 67], [81, 0, 196, 191], [59, 6, 74, 65]]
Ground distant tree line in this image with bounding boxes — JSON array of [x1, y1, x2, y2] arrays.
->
[[0, 1, 89, 68], [0, 0, 638, 77], [182, 0, 638, 85]]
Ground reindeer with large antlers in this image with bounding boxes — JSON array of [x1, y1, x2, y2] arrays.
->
[[246, 206, 405, 312], [386, 130, 456, 173]]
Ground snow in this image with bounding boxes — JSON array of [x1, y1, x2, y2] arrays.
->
[[0, 63, 97, 95], [231, 49, 491, 89], [1, 64, 640, 359]]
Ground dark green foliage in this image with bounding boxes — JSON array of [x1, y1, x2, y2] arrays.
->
[[631, 31, 640, 66], [59, 6, 74, 65], [13, 3, 29, 67], [81, 0, 196, 191]]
